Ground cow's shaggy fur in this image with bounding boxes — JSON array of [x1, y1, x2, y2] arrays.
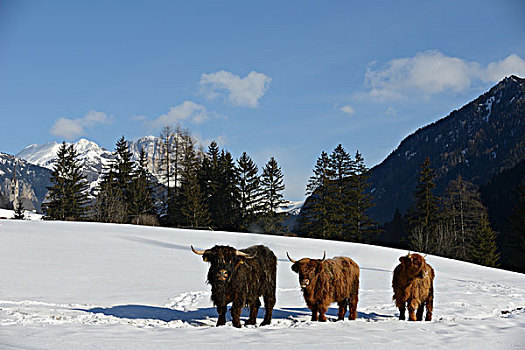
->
[[193, 245, 276, 328], [289, 255, 359, 322], [392, 253, 435, 321]]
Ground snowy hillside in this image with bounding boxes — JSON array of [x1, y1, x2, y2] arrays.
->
[[1, 220, 524, 349]]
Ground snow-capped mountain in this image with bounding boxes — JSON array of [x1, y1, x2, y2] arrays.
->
[[16, 136, 165, 195]]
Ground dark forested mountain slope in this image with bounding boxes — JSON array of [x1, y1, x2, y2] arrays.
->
[[368, 75, 525, 223]]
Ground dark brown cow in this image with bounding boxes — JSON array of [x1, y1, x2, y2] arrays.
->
[[392, 252, 435, 321], [287, 252, 359, 322], [191, 245, 276, 328]]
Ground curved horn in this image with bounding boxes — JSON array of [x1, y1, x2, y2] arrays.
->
[[320, 251, 326, 261], [236, 250, 256, 259], [286, 252, 297, 263], [191, 245, 206, 255]]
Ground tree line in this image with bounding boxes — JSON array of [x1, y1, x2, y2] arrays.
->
[[384, 157, 501, 267], [298, 144, 377, 242], [40, 128, 513, 269], [42, 126, 287, 233]]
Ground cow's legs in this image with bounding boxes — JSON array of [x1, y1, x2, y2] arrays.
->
[[318, 303, 328, 322], [246, 299, 260, 326], [408, 299, 419, 321], [261, 293, 275, 326], [230, 302, 243, 328], [398, 303, 406, 320], [348, 293, 358, 321], [337, 299, 348, 321], [416, 304, 425, 321], [425, 294, 433, 321], [425, 285, 434, 321], [310, 304, 319, 321], [216, 305, 227, 326]]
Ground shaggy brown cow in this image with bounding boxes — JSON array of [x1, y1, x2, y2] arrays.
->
[[287, 252, 359, 322], [392, 252, 435, 321], [191, 244, 276, 328]]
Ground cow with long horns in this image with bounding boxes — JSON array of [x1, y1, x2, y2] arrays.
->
[[287, 252, 360, 322], [392, 252, 435, 321], [191, 244, 277, 328]]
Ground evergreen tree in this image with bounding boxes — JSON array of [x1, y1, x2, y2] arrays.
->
[[115, 136, 136, 215], [348, 150, 376, 242], [408, 157, 439, 252], [129, 147, 157, 224], [470, 215, 500, 267], [300, 151, 333, 238], [94, 136, 136, 223], [237, 152, 261, 230], [217, 150, 241, 230], [12, 201, 25, 220], [94, 163, 127, 223], [180, 134, 210, 227], [260, 157, 285, 233], [326, 144, 354, 240], [508, 183, 525, 268], [44, 142, 89, 221], [201, 141, 221, 227]]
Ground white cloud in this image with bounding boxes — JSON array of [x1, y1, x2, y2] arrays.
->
[[200, 70, 272, 108], [385, 107, 398, 117], [483, 54, 525, 83], [340, 105, 355, 116], [362, 51, 525, 100], [50, 110, 112, 140], [151, 101, 220, 128]]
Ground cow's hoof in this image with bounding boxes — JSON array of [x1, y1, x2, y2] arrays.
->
[[260, 320, 271, 326]]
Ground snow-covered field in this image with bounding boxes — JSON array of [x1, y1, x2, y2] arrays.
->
[[1, 219, 524, 349]]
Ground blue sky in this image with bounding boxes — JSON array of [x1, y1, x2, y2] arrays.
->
[[1, 0, 524, 200]]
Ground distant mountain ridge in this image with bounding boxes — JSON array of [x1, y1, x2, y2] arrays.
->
[[0, 153, 52, 211], [368, 75, 525, 223], [17, 136, 166, 195]]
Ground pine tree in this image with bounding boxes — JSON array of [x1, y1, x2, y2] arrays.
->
[[508, 183, 525, 268], [349, 150, 376, 242], [180, 134, 210, 227], [201, 141, 222, 228], [217, 150, 241, 230], [326, 144, 354, 240], [237, 152, 261, 231], [44, 142, 89, 221], [300, 151, 333, 238], [115, 136, 135, 214], [408, 157, 439, 252], [470, 215, 500, 267], [94, 136, 136, 223], [12, 201, 25, 220], [260, 157, 285, 233], [129, 147, 157, 224], [94, 166, 127, 223]]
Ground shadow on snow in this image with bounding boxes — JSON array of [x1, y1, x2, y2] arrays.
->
[[75, 305, 393, 326]]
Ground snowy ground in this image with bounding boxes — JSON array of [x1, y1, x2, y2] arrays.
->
[[0, 208, 43, 221], [1, 220, 524, 349]]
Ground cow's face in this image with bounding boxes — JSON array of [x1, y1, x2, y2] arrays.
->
[[191, 245, 253, 284], [291, 258, 324, 289], [399, 253, 425, 276]]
